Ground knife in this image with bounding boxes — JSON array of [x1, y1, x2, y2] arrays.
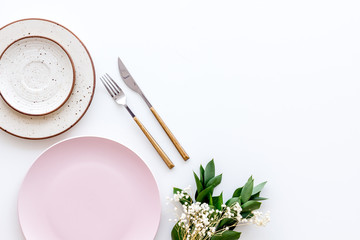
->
[[118, 57, 189, 161]]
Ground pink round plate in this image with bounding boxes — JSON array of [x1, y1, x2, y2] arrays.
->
[[18, 136, 161, 240]]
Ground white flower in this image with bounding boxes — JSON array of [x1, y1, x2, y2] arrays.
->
[[233, 202, 242, 212], [236, 214, 243, 221], [251, 211, 271, 226]]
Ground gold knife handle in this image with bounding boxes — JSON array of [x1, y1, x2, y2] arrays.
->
[[150, 107, 189, 161], [133, 116, 175, 169]]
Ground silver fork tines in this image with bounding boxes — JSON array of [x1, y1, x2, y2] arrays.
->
[[100, 74, 127, 106]]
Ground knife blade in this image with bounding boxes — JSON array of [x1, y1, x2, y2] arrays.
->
[[118, 57, 152, 108]]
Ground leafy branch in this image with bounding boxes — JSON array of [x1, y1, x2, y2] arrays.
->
[[171, 159, 268, 240]]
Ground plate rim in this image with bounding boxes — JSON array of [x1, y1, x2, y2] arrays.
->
[[17, 135, 162, 240], [0, 35, 76, 116], [0, 18, 96, 140]]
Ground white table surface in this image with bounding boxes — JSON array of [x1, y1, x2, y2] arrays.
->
[[1, 0, 360, 239]]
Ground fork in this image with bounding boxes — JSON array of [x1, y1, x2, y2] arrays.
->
[[100, 73, 174, 169]]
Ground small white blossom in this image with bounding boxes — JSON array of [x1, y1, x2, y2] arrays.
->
[[251, 211, 271, 226]]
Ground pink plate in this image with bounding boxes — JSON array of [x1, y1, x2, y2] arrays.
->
[[18, 136, 161, 240]]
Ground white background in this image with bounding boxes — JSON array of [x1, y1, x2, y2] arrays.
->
[[1, 0, 360, 239]]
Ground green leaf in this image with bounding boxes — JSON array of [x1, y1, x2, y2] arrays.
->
[[173, 187, 183, 195], [200, 165, 205, 185], [232, 187, 243, 197], [171, 222, 185, 240], [252, 197, 268, 201], [213, 192, 223, 210], [250, 192, 268, 201], [209, 194, 213, 206], [193, 172, 204, 193], [251, 192, 259, 198], [217, 218, 237, 231], [211, 230, 241, 240], [241, 200, 261, 212], [241, 211, 253, 219], [252, 181, 267, 195], [241, 176, 254, 203], [206, 174, 222, 188], [204, 159, 215, 185], [196, 185, 214, 203], [226, 197, 241, 207]]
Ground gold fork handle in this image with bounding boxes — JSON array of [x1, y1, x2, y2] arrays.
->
[[150, 107, 189, 161], [133, 116, 175, 169]]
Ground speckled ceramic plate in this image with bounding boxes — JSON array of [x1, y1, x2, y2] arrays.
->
[[0, 36, 75, 116], [0, 19, 95, 139]]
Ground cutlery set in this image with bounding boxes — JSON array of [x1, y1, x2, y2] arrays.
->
[[101, 57, 189, 169]]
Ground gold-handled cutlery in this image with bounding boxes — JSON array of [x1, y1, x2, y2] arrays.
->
[[100, 73, 175, 169], [118, 57, 190, 161]]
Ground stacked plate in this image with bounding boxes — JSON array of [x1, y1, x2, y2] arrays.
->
[[0, 19, 161, 240], [0, 18, 95, 139]]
